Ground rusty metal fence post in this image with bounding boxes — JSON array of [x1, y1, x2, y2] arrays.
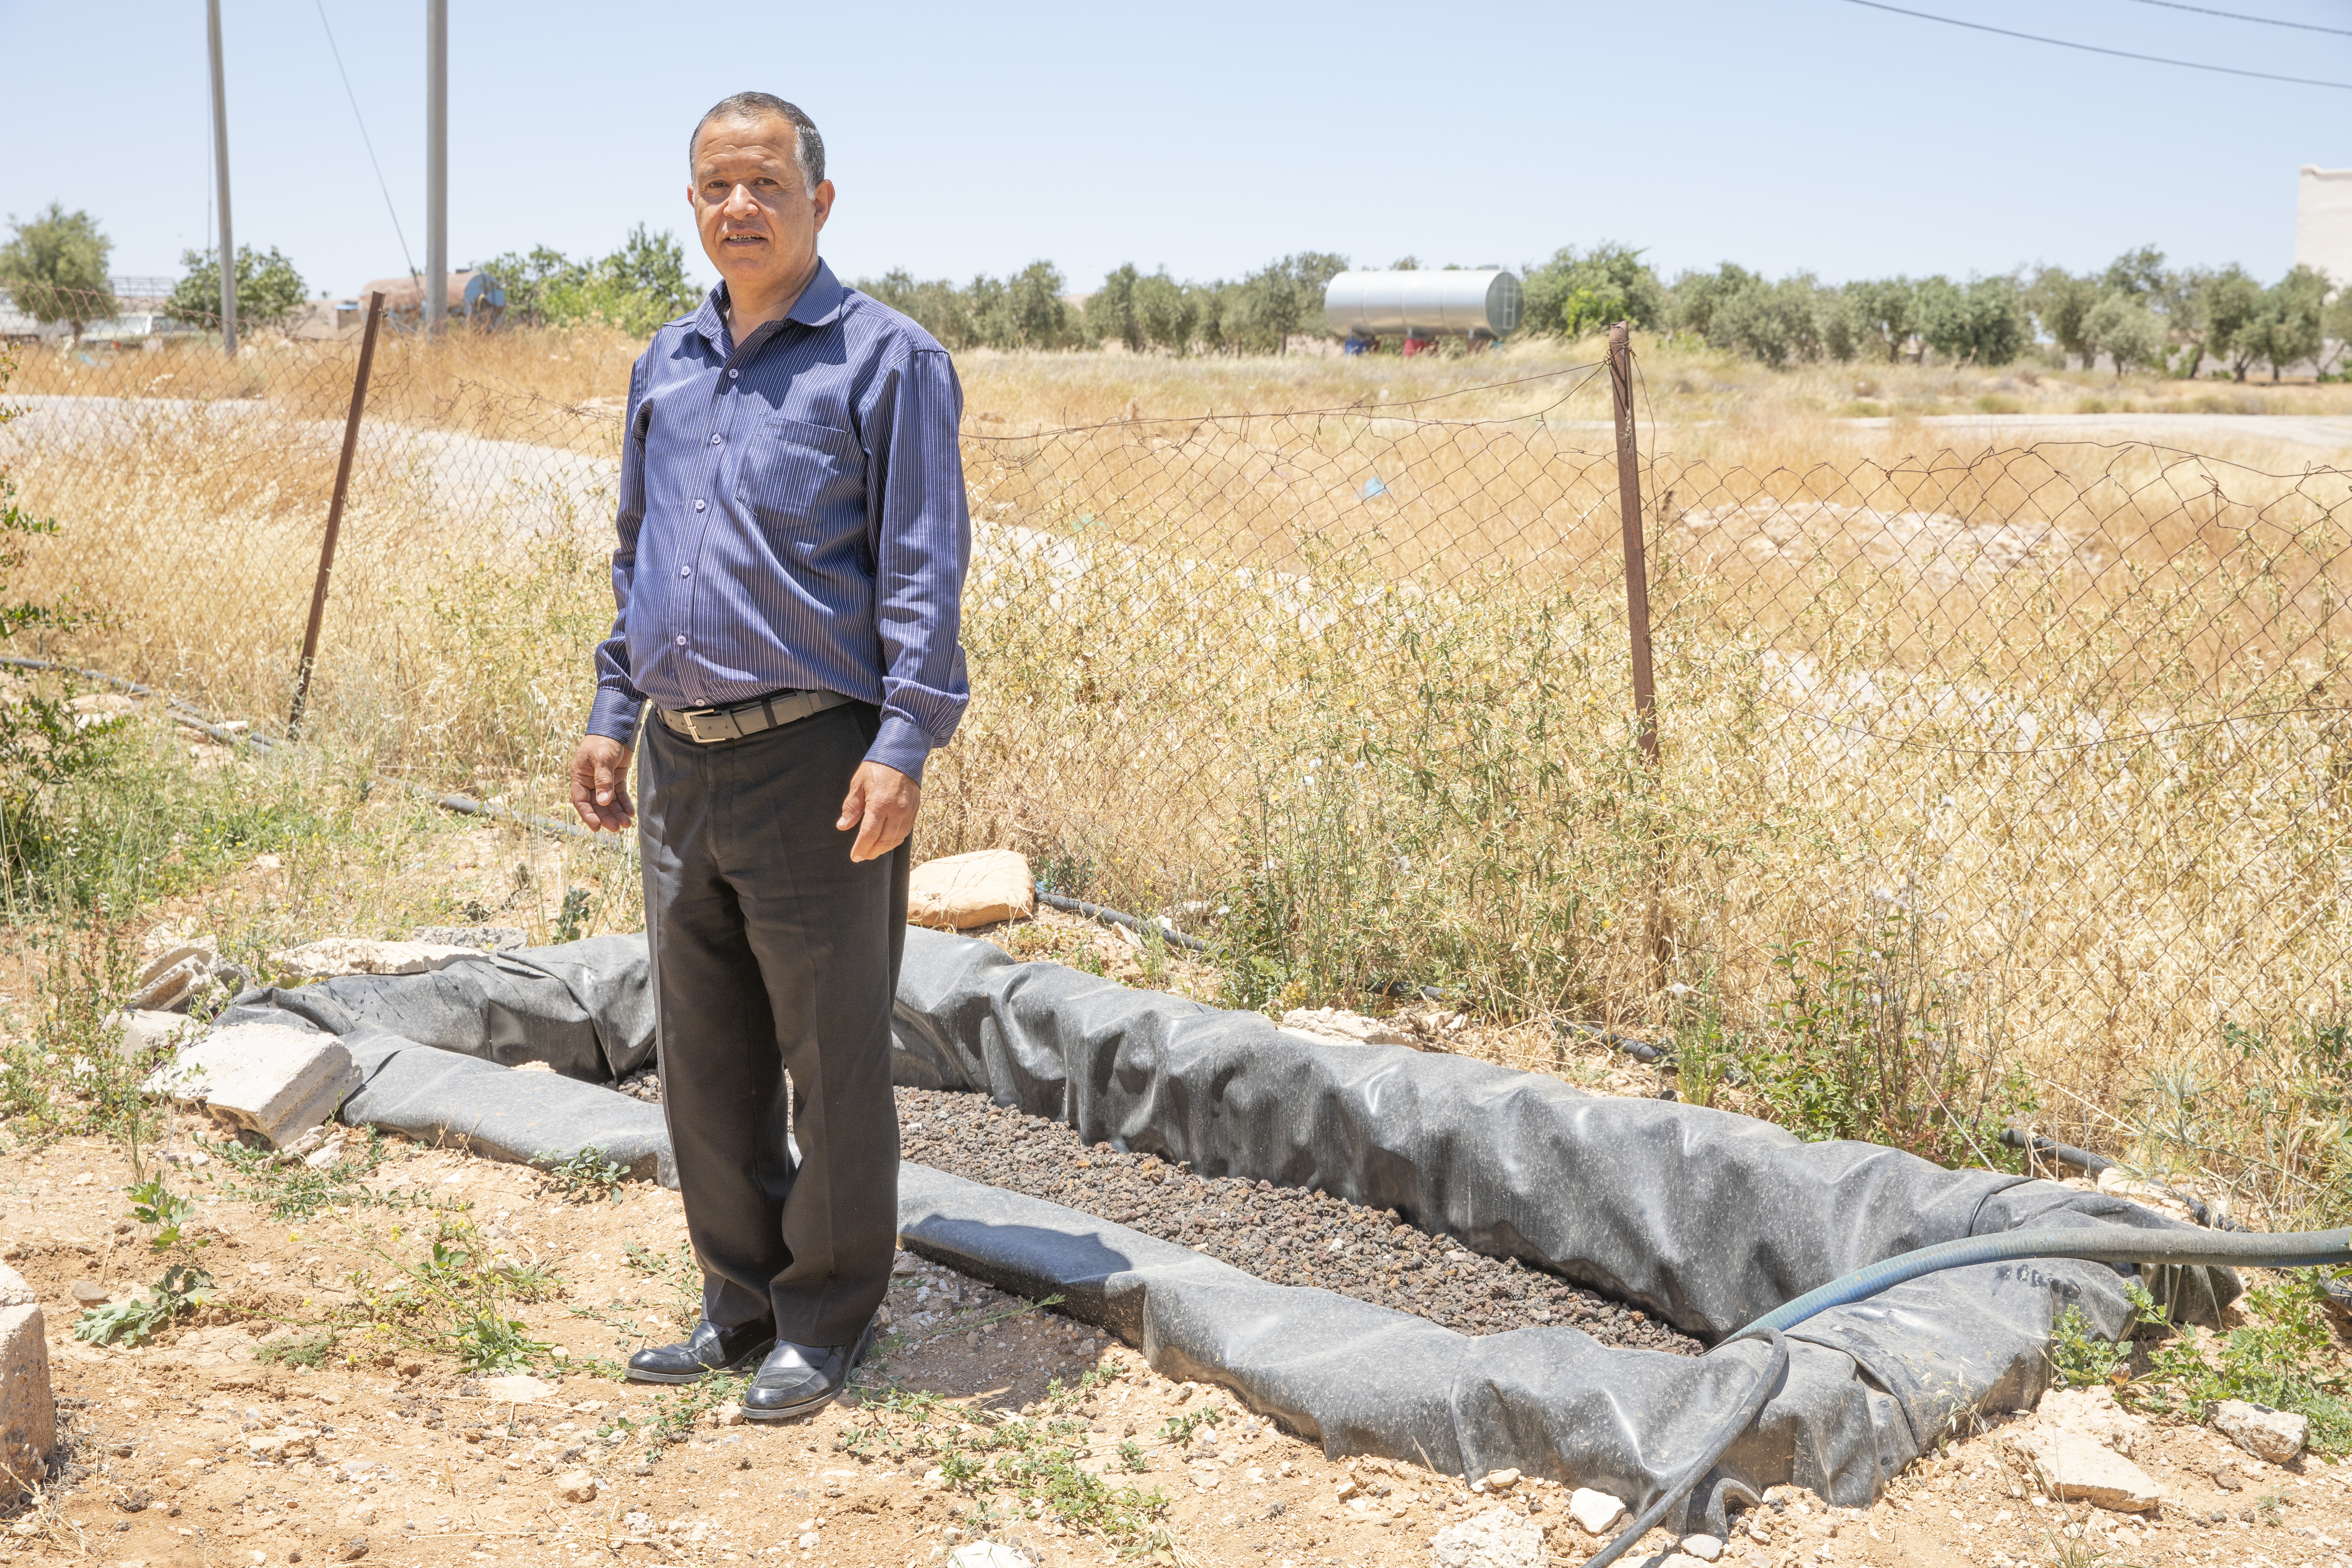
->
[[288, 289, 384, 738], [1608, 322, 1659, 769]]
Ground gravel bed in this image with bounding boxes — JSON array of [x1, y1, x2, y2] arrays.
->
[[894, 1085, 1701, 1354]]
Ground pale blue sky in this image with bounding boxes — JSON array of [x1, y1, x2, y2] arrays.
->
[[2, 0, 2346, 300]]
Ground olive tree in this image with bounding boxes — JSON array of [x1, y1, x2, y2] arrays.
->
[[0, 204, 114, 339], [2080, 293, 2166, 377], [167, 244, 308, 331]]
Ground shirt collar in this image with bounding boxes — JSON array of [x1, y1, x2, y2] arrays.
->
[[697, 259, 849, 356]]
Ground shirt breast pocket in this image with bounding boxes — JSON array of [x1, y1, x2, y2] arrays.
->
[[737, 413, 863, 519]]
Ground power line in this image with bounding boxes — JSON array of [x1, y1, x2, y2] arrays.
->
[[2115, 0, 2352, 38], [313, 0, 416, 280], [1839, 0, 2352, 88]]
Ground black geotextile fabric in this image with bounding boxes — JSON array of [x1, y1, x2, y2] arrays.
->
[[210, 925, 2240, 1530], [887, 927, 2240, 1529], [213, 935, 671, 1182]]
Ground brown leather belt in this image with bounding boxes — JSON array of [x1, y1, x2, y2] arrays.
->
[[655, 688, 852, 744]]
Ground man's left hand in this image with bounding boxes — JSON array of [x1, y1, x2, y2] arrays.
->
[[836, 761, 920, 862]]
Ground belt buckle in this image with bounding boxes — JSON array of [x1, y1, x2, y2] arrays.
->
[[680, 707, 728, 744]]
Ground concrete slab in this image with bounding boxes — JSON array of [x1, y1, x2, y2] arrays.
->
[[146, 1022, 362, 1147]]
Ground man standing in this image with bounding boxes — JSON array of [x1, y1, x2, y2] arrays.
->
[[569, 92, 969, 1420]]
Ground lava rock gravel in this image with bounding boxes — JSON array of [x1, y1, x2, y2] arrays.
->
[[894, 1086, 1700, 1354]]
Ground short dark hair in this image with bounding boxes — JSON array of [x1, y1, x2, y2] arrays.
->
[[689, 93, 825, 191]]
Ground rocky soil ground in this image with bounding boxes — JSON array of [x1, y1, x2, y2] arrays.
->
[[7, 1112, 2351, 1568], [895, 1087, 1701, 1354]]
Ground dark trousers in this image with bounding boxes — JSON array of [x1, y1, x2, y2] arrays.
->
[[637, 702, 909, 1348]]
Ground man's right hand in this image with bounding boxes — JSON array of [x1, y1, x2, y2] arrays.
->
[[571, 736, 636, 831]]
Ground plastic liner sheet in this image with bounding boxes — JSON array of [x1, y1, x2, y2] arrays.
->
[[899, 1163, 2107, 1532], [209, 924, 2236, 1526], [888, 927, 2240, 1525], [218, 934, 654, 1083]]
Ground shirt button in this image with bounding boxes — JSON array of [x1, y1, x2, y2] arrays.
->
[[694, 499, 706, 511], [680, 566, 691, 577], [674, 635, 687, 646], [728, 369, 740, 379], [709, 433, 722, 445]]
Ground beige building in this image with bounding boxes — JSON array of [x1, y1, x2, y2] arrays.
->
[[2297, 166, 2352, 289]]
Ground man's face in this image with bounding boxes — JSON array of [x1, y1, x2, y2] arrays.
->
[[687, 115, 834, 301]]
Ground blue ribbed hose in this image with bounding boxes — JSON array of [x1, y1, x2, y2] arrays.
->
[[1580, 1225, 2352, 1568], [1740, 1224, 2352, 1337]]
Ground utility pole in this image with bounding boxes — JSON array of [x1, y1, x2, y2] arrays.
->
[[205, 0, 236, 356], [425, 0, 447, 334]]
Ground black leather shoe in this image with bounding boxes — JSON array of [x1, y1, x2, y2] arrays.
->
[[627, 1320, 775, 1384], [740, 1319, 878, 1421]]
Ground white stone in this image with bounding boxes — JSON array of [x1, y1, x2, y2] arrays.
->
[[266, 938, 481, 980], [908, 850, 1036, 931], [944, 1546, 1029, 1568], [1569, 1488, 1629, 1534], [1431, 1504, 1546, 1568], [0, 1263, 53, 1495], [476, 1374, 556, 1403], [1683, 1534, 1727, 1561], [2214, 1400, 2308, 1464], [145, 1023, 360, 1148], [1484, 1468, 1522, 1491], [1279, 1006, 1418, 1049], [2007, 1427, 2161, 1512], [555, 1470, 598, 1502], [110, 1008, 198, 1063], [2038, 1386, 2149, 1456]]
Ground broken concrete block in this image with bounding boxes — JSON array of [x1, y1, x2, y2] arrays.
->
[[2038, 1385, 2150, 1456], [0, 1264, 54, 1495], [267, 938, 482, 980], [1280, 1006, 1418, 1049], [131, 940, 218, 1012], [1682, 1535, 1727, 1562], [1432, 1504, 1546, 1568], [145, 1023, 360, 1148], [556, 1470, 599, 1502], [2008, 1427, 2161, 1512], [1569, 1487, 1628, 1534], [908, 849, 1036, 930], [2214, 1399, 2307, 1464], [476, 1373, 556, 1404], [110, 1008, 198, 1063]]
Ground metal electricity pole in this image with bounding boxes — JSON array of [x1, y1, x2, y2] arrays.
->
[[425, 0, 448, 334], [206, 0, 237, 356]]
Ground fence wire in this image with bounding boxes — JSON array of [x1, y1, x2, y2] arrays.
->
[[10, 301, 2352, 1200]]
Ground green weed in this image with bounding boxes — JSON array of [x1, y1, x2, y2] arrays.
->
[[124, 1173, 204, 1253], [72, 1265, 213, 1346], [2125, 1272, 2352, 1451], [544, 1147, 626, 1205], [338, 1214, 562, 1374], [833, 1362, 1166, 1546], [212, 1128, 425, 1220], [254, 1329, 336, 1368]]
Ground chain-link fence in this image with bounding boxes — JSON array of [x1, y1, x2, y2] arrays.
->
[[10, 296, 2352, 1208]]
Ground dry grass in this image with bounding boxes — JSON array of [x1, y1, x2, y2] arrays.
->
[[12, 330, 2352, 1224]]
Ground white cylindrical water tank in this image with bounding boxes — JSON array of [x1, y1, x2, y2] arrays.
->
[[1323, 270, 1524, 339]]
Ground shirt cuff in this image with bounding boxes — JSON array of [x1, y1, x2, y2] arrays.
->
[[587, 689, 645, 748], [864, 713, 934, 784]]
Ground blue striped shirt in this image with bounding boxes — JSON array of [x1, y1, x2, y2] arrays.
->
[[587, 261, 971, 781]]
